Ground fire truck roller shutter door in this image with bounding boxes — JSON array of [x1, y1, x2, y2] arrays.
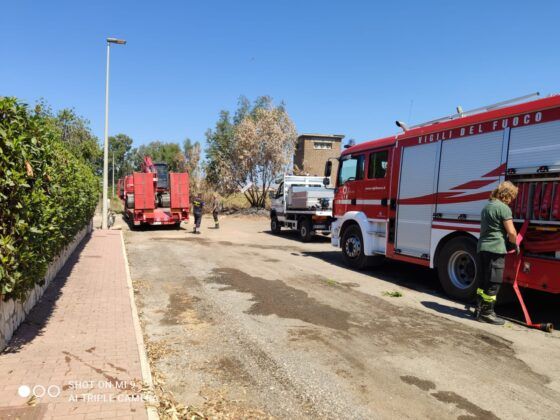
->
[[540, 182, 553, 220], [552, 183, 560, 220], [436, 130, 504, 219], [508, 119, 560, 174], [395, 142, 440, 258]]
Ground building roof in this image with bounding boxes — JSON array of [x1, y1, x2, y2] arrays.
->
[[297, 133, 345, 140]]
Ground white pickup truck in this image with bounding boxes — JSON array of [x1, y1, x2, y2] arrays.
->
[[270, 175, 334, 241]]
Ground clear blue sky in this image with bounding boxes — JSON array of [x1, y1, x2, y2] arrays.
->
[[2, 1, 559, 151]]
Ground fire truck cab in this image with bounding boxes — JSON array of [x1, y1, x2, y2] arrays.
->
[[328, 94, 560, 300]]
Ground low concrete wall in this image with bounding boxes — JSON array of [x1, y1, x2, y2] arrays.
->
[[0, 221, 93, 351]]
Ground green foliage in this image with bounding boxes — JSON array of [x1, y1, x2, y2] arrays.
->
[[183, 138, 202, 193], [205, 110, 235, 190], [35, 102, 102, 172], [109, 133, 134, 179], [205, 95, 297, 208], [0, 97, 99, 300], [383, 290, 403, 298], [131, 141, 184, 172]]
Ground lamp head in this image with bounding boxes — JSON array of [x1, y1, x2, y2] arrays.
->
[[107, 38, 127, 45]]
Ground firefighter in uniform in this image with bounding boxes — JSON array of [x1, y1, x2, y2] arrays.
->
[[211, 193, 221, 229], [475, 181, 519, 325], [192, 196, 204, 234]]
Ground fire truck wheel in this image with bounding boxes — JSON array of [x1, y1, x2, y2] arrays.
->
[[271, 216, 281, 234], [299, 218, 313, 242], [126, 194, 135, 209], [437, 236, 480, 300], [341, 225, 369, 270]]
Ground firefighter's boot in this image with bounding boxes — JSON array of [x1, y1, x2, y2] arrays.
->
[[476, 288, 504, 325], [193, 227, 197, 234], [473, 296, 483, 320], [215, 222, 220, 229], [478, 302, 505, 325]]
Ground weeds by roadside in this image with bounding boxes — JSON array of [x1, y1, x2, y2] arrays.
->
[[383, 290, 403, 298]]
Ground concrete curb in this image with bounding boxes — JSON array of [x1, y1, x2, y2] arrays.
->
[[120, 231, 160, 420]]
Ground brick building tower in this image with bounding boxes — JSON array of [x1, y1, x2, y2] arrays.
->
[[293, 134, 344, 184]]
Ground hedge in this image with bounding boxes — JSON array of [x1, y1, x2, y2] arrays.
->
[[0, 97, 99, 300]]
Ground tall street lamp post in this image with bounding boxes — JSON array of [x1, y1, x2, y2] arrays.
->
[[102, 37, 126, 230]]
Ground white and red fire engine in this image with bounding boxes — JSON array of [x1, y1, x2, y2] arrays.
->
[[327, 93, 560, 303]]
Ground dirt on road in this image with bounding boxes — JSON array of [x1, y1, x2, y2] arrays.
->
[[122, 214, 560, 419]]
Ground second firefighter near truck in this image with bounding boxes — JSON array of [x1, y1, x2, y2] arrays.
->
[[192, 196, 204, 234]]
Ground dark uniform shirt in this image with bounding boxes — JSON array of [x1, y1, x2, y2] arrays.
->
[[478, 199, 513, 255], [193, 198, 204, 214]]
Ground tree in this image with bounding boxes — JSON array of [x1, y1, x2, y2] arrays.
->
[[131, 141, 184, 172], [184, 138, 202, 192], [205, 111, 236, 192], [35, 101, 102, 172], [109, 133, 133, 180], [205, 96, 297, 208], [183, 138, 201, 175]]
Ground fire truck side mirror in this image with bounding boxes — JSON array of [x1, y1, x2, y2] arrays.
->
[[324, 160, 332, 177]]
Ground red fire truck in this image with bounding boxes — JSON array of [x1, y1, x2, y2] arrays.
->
[[327, 93, 560, 302], [117, 157, 190, 228]]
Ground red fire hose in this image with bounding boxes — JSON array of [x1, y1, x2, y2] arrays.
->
[[510, 220, 554, 333]]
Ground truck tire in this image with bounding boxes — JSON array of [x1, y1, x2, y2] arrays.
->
[[161, 193, 171, 208], [437, 236, 481, 301], [126, 194, 135, 209], [341, 224, 369, 270], [271, 216, 281, 234], [299, 217, 313, 242]]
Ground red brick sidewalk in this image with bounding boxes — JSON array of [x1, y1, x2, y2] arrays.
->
[[0, 231, 154, 419]]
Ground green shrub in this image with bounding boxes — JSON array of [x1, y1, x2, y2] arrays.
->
[[0, 97, 99, 299]]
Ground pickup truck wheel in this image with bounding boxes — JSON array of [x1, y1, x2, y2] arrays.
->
[[299, 218, 313, 242], [341, 225, 369, 270], [271, 216, 281, 234], [437, 236, 480, 301]]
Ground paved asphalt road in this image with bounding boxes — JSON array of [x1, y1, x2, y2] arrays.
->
[[123, 214, 560, 419]]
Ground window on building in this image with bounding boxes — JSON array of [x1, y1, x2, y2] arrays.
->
[[337, 155, 365, 185], [314, 141, 333, 150], [367, 150, 389, 179]]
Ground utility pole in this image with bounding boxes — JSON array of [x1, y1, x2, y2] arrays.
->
[[112, 151, 115, 199], [102, 37, 126, 229]]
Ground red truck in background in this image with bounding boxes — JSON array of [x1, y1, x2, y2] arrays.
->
[[117, 156, 189, 228], [326, 94, 560, 302]]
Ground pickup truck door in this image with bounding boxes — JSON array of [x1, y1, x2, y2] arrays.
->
[[272, 182, 285, 216]]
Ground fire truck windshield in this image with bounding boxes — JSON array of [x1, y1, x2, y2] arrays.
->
[[338, 155, 364, 185]]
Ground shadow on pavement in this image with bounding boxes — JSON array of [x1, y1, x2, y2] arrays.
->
[[421, 301, 473, 320], [300, 247, 559, 331], [2, 234, 92, 354], [301, 249, 444, 296], [496, 287, 560, 328], [120, 214, 183, 231], [263, 229, 332, 243]]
